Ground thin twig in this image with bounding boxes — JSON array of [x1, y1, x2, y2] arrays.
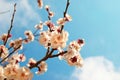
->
[[33, 29, 39, 35], [60, 0, 70, 32], [48, 49, 55, 56], [4, 3, 17, 45], [49, 51, 67, 58], [46, 8, 51, 20], [29, 49, 55, 69], [48, 16, 51, 20], [46, 47, 50, 56], [64, 0, 70, 17]]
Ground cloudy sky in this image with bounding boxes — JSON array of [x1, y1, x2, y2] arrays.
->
[[0, 0, 120, 80]]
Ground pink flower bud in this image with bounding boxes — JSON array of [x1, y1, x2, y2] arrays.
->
[[77, 39, 85, 47]]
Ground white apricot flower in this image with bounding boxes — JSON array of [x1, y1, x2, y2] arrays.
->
[[68, 39, 85, 52], [9, 40, 15, 47], [0, 45, 8, 59], [57, 14, 72, 25], [44, 21, 55, 30], [0, 33, 12, 42], [65, 14, 72, 21], [66, 53, 83, 67], [27, 58, 37, 67], [10, 38, 23, 49], [24, 30, 34, 43], [57, 18, 65, 25], [62, 39, 85, 67], [36, 61, 47, 74], [0, 66, 5, 80], [39, 31, 51, 47], [8, 53, 26, 64], [50, 30, 69, 49], [63, 48, 83, 67], [4, 64, 19, 79], [49, 11, 54, 17], [8, 53, 19, 64], [35, 21, 43, 30], [68, 41, 81, 52], [18, 67, 33, 80]]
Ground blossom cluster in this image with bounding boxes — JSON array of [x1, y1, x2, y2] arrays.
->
[[0, 65, 33, 80], [0, 0, 85, 79], [63, 39, 84, 67], [0, 53, 32, 80], [0, 32, 34, 80], [38, 6, 71, 49]]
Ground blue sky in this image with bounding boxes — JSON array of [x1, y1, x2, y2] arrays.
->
[[0, 0, 120, 80]]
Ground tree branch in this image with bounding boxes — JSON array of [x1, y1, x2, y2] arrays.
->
[[61, 0, 70, 32], [33, 29, 39, 35], [60, 0, 70, 32], [64, 0, 70, 17], [29, 49, 55, 69], [49, 51, 67, 58], [4, 3, 17, 45], [45, 7, 51, 20], [46, 47, 50, 56]]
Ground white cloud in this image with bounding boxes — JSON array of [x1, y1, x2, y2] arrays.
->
[[71, 56, 120, 80], [0, 0, 40, 34], [17, 0, 40, 27]]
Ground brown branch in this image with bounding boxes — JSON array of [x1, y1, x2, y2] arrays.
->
[[29, 55, 48, 69], [48, 48, 55, 56], [49, 51, 67, 58], [29, 49, 55, 69], [60, 0, 70, 32], [64, 0, 70, 17], [45, 7, 51, 20], [29, 50, 67, 69], [0, 45, 21, 63], [33, 29, 39, 35], [46, 47, 50, 56], [47, 13, 51, 20], [4, 3, 17, 45]]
